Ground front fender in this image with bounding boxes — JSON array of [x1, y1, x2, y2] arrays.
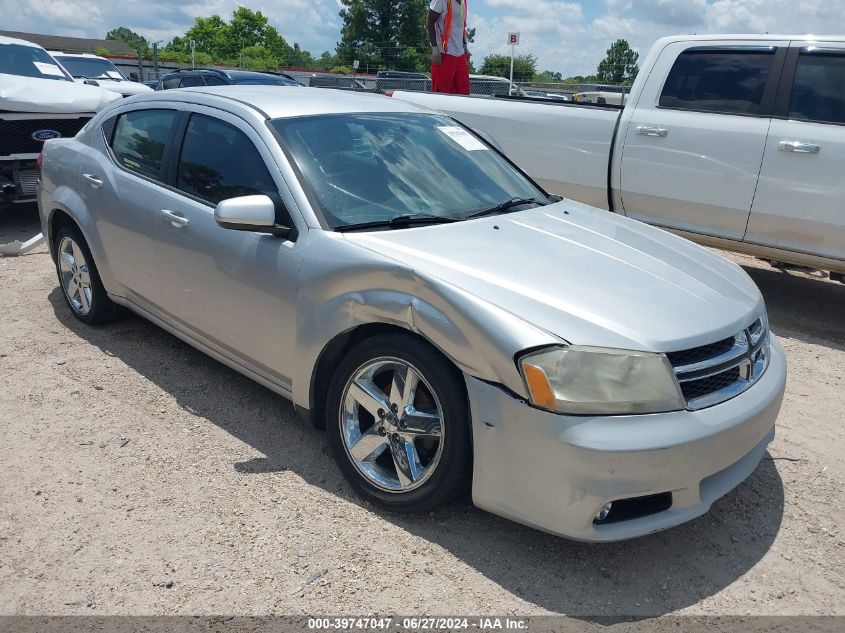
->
[[291, 233, 561, 411]]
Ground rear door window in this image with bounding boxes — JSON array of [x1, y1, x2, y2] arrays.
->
[[110, 109, 179, 180], [179, 75, 204, 88], [660, 49, 776, 115], [788, 52, 845, 125], [162, 76, 180, 89], [203, 75, 227, 86], [176, 113, 278, 205]]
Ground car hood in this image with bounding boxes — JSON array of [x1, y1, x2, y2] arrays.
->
[[346, 202, 764, 352], [0, 74, 122, 113]]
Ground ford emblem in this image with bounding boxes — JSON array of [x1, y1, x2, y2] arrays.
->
[[32, 129, 62, 142]]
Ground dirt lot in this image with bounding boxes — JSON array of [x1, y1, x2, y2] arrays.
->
[[0, 206, 843, 617]]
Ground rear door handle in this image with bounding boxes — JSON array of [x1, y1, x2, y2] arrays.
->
[[636, 126, 669, 137], [778, 140, 820, 154], [82, 173, 103, 189], [161, 209, 189, 228]]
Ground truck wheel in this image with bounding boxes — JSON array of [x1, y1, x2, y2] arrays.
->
[[325, 333, 472, 513], [54, 226, 122, 325]]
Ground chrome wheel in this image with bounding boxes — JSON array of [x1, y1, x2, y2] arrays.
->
[[340, 357, 444, 493], [58, 236, 93, 315]]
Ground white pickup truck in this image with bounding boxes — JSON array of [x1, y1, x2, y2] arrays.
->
[[396, 34, 845, 281]]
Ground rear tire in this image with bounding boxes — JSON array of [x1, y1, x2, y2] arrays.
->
[[325, 333, 472, 513], [54, 225, 122, 325]]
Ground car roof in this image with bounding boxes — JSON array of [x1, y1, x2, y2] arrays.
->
[[134, 85, 429, 119], [0, 35, 42, 48], [51, 52, 104, 58]]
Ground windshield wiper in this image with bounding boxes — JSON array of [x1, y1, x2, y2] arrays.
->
[[335, 214, 459, 232], [465, 197, 544, 219]]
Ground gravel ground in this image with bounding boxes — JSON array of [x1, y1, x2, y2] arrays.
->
[[0, 205, 843, 617]]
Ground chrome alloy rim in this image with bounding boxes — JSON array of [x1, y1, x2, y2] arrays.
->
[[58, 236, 93, 316], [340, 357, 444, 493]]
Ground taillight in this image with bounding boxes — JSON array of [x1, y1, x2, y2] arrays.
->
[[36, 152, 44, 170], [384, 90, 394, 97]]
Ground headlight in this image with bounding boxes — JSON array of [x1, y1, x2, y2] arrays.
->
[[519, 346, 685, 415]]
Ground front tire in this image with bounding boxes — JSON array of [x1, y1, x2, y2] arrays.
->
[[54, 225, 121, 325], [325, 333, 472, 513]]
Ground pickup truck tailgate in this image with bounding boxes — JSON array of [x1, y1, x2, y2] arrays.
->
[[393, 91, 621, 210]]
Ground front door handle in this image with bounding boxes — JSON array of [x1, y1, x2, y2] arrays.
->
[[778, 140, 820, 154], [636, 125, 669, 137], [161, 209, 189, 228], [82, 173, 103, 189]]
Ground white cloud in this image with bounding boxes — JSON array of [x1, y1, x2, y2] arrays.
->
[[474, 0, 845, 77], [484, 0, 583, 21], [0, 0, 340, 54]]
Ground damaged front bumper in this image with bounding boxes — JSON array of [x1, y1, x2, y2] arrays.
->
[[466, 337, 786, 541]]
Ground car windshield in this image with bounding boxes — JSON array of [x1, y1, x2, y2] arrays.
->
[[0, 43, 72, 81], [271, 113, 545, 229], [56, 56, 125, 80]]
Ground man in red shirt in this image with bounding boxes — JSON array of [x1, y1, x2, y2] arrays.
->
[[427, 0, 470, 95]]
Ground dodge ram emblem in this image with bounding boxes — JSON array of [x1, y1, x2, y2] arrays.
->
[[32, 129, 61, 142]]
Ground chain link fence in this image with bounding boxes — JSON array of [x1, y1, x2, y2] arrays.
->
[[106, 56, 631, 104]]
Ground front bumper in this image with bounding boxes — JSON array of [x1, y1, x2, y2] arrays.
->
[[467, 337, 786, 541]]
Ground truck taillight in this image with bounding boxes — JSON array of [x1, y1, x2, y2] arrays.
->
[[36, 152, 44, 170]]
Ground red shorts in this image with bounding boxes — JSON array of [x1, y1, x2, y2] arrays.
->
[[432, 53, 470, 95]]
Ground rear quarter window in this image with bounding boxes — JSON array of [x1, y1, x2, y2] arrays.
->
[[110, 109, 179, 180], [660, 50, 775, 115]]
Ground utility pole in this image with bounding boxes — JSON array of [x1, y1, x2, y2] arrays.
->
[[190, 39, 196, 69], [152, 42, 160, 79]]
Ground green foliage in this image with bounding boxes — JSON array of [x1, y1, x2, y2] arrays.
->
[[331, 66, 353, 75], [105, 27, 150, 55], [479, 54, 537, 82], [337, 1, 434, 72], [161, 7, 315, 69], [534, 70, 562, 82], [596, 39, 639, 85], [93, 47, 113, 57]]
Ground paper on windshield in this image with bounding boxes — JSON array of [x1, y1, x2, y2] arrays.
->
[[106, 71, 123, 79], [437, 126, 489, 151], [33, 61, 64, 77]]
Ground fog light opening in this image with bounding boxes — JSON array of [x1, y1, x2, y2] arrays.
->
[[595, 502, 613, 523]]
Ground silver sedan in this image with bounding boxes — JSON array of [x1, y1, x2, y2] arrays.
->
[[37, 86, 786, 541]]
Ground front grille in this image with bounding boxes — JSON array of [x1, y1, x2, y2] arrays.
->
[[666, 336, 735, 367], [0, 117, 91, 157], [679, 366, 741, 401], [668, 316, 770, 410]]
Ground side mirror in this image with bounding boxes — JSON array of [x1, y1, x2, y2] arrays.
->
[[214, 195, 291, 238]]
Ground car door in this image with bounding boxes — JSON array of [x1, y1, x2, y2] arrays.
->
[[154, 108, 302, 390], [620, 41, 787, 240], [80, 107, 181, 305], [744, 43, 845, 263]]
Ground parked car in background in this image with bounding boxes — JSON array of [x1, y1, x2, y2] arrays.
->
[[469, 74, 524, 97], [376, 70, 430, 93], [155, 68, 302, 90], [573, 90, 628, 106], [142, 79, 159, 89], [38, 86, 785, 541], [50, 52, 153, 97], [1, 34, 119, 236], [396, 34, 845, 281]]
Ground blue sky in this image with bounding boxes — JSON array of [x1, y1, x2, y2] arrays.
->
[[2, 1, 844, 76]]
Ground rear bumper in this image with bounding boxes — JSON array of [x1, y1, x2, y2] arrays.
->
[[467, 337, 786, 541]]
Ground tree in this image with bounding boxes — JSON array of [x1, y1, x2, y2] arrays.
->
[[534, 70, 563, 82], [479, 54, 537, 82], [337, 1, 446, 71], [596, 39, 639, 85], [105, 27, 149, 55]]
